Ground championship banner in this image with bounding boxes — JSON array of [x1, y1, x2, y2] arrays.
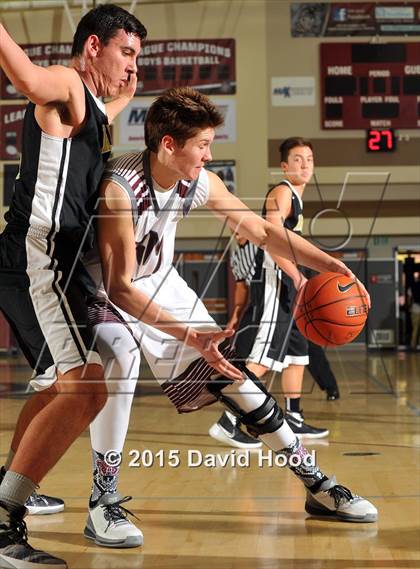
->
[[0, 104, 26, 160], [0, 43, 72, 99], [136, 39, 236, 95], [0, 39, 236, 98], [117, 97, 236, 148], [291, 2, 420, 37]]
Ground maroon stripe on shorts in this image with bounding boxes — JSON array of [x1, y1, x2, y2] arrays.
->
[[161, 343, 238, 413]]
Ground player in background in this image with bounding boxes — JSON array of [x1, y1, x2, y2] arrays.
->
[[210, 138, 330, 446]]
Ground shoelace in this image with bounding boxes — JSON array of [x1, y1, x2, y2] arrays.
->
[[4, 514, 30, 546], [327, 484, 354, 508], [26, 491, 47, 506], [102, 496, 139, 530]]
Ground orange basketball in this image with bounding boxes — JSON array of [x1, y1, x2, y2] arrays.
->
[[294, 272, 369, 347]]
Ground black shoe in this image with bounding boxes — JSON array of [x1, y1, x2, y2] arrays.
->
[[326, 389, 340, 401], [0, 467, 64, 516], [0, 502, 67, 568], [285, 410, 329, 439], [209, 412, 262, 449]]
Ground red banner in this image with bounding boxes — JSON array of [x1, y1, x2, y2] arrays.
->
[[0, 104, 26, 160], [136, 38, 236, 95]]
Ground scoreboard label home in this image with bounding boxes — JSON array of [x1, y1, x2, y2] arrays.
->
[[321, 43, 420, 129]]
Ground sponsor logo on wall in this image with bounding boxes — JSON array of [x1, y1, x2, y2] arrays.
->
[[271, 77, 315, 106], [117, 97, 236, 148]]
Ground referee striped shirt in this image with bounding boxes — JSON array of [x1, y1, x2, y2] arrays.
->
[[230, 241, 258, 285]]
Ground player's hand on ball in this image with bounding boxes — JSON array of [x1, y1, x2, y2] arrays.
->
[[329, 260, 371, 308], [187, 328, 244, 381], [293, 274, 308, 293], [355, 279, 371, 308]]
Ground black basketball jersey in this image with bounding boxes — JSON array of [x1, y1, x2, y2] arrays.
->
[[252, 179, 304, 278], [262, 179, 303, 235], [4, 82, 111, 253]]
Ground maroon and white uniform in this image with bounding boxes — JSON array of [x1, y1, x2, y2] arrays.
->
[[85, 149, 234, 413]]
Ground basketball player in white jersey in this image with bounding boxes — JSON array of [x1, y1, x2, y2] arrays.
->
[[0, 6, 146, 568], [80, 88, 376, 547]]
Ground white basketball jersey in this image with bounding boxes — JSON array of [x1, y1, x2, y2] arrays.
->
[[85, 150, 210, 290], [84, 150, 218, 385]]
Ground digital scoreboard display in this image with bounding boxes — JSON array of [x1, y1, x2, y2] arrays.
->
[[321, 43, 420, 129], [366, 128, 396, 152]]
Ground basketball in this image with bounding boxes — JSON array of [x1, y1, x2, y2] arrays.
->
[[294, 272, 369, 347]]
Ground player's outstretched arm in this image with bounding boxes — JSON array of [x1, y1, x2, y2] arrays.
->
[[0, 24, 76, 105], [97, 180, 243, 380], [206, 172, 353, 278]]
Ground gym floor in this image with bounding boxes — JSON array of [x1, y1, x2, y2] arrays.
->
[[0, 348, 419, 569]]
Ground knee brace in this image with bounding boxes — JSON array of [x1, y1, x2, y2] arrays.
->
[[207, 365, 284, 438]]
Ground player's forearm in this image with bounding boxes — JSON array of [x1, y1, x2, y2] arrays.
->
[[108, 284, 191, 342], [264, 222, 351, 276], [226, 281, 249, 329], [227, 212, 349, 276], [227, 306, 241, 329], [105, 95, 131, 123], [270, 254, 305, 288]]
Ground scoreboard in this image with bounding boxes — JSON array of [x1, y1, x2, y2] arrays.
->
[[321, 43, 420, 129]]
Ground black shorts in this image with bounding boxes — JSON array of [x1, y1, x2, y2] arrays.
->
[[0, 231, 101, 389], [234, 268, 308, 371]]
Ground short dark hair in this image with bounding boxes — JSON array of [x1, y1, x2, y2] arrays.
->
[[279, 137, 313, 163], [144, 87, 224, 152], [71, 4, 147, 57]]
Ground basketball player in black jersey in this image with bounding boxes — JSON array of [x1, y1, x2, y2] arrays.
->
[[0, 6, 146, 568], [210, 138, 332, 445]]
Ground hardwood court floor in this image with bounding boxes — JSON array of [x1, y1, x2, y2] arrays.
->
[[0, 349, 419, 569]]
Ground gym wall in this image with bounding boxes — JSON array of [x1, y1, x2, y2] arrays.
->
[[0, 0, 419, 250]]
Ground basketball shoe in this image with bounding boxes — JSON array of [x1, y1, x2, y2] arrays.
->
[[0, 467, 64, 516], [285, 410, 329, 439], [326, 387, 340, 401], [84, 494, 143, 548], [0, 501, 67, 568], [208, 411, 263, 449], [305, 476, 378, 522]]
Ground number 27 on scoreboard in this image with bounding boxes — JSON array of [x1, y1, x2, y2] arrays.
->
[[366, 129, 396, 152]]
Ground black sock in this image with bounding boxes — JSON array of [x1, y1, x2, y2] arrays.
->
[[285, 397, 301, 413]]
